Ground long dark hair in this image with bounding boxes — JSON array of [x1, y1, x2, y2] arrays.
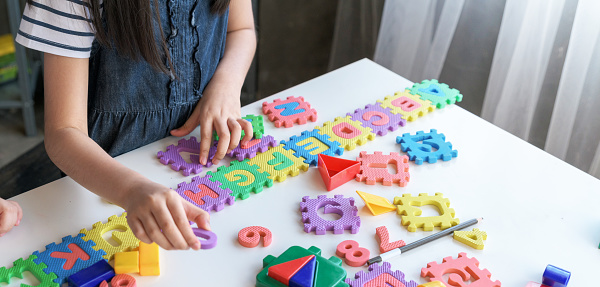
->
[[28, 0, 230, 74]]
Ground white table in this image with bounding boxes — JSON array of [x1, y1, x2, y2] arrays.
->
[[2, 59, 599, 286]]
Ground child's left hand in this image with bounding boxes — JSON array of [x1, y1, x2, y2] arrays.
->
[[0, 199, 23, 236], [170, 82, 253, 165]]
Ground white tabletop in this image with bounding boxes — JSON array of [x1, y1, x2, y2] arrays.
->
[[2, 59, 599, 286]]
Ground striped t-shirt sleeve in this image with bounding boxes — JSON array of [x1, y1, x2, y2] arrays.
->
[[15, 0, 97, 58]]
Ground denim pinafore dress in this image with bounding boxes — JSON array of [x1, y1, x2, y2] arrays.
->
[[88, 0, 228, 157]]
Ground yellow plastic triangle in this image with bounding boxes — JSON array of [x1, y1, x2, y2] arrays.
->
[[453, 228, 487, 250], [356, 190, 397, 216]]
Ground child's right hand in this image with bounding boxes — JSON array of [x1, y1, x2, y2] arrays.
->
[[0, 198, 23, 236], [123, 181, 210, 250]]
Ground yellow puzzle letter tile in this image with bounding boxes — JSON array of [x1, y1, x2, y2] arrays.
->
[[453, 228, 487, 250], [315, 116, 375, 151], [248, 144, 309, 182], [377, 89, 434, 121], [394, 193, 459, 232], [79, 213, 140, 260]]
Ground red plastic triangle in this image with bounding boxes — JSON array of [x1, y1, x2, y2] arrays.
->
[[318, 154, 361, 191], [268, 255, 315, 285]]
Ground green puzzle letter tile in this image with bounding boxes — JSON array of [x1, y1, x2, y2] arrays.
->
[[207, 159, 273, 200], [0, 255, 59, 287]]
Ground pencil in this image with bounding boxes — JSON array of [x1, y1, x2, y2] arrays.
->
[[366, 217, 483, 265]]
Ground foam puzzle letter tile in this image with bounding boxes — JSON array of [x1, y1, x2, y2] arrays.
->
[[300, 195, 361, 235], [248, 144, 309, 182], [79, 213, 140, 261], [377, 89, 434, 121], [409, 79, 463, 109], [175, 174, 235, 213], [139, 242, 160, 276], [157, 136, 217, 176], [227, 135, 278, 161], [238, 226, 273, 248], [347, 103, 406, 136], [356, 151, 410, 187], [206, 159, 274, 200], [346, 262, 418, 287], [0, 255, 59, 287], [394, 193, 459, 232], [281, 130, 344, 166], [453, 228, 487, 250], [376, 226, 406, 253], [257, 246, 348, 287], [263, 96, 318, 128], [32, 233, 106, 284], [396, 129, 457, 165], [114, 251, 139, 274], [315, 116, 375, 151], [421, 252, 501, 287]]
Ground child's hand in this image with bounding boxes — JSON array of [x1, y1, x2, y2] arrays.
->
[[124, 181, 210, 250], [170, 83, 253, 165], [0, 199, 23, 236]]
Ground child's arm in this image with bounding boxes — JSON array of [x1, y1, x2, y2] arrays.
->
[[43, 54, 209, 250], [171, 0, 257, 165], [0, 198, 22, 236]]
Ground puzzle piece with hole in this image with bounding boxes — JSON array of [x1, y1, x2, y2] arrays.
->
[[0, 255, 59, 287], [175, 174, 235, 213], [421, 252, 501, 287], [377, 90, 434, 121], [347, 103, 406, 136], [394, 193, 459, 232], [281, 129, 344, 166], [356, 151, 410, 187], [410, 79, 463, 109], [157, 137, 218, 175], [453, 228, 487, 250], [263, 96, 317, 128], [79, 213, 140, 261], [315, 116, 375, 151]]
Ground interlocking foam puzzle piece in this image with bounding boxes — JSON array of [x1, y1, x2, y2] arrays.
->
[[377, 89, 435, 121], [356, 191, 396, 216], [409, 79, 463, 109], [214, 114, 265, 140], [542, 265, 570, 287], [394, 193, 459, 232], [79, 213, 140, 261], [100, 274, 137, 287], [248, 144, 309, 182], [356, 151, 410, 187], [300, 194, 361, 235], [375, 226, 406, 253], [421, 252, 501, 287], [315, 116, 375, 151], [346, 262, 418, 287], [281, 129, 344, 166], [318, 154, 360, 191], [175, 174, 235, 213], [206, 159, 274, 201], [263, 96, 318, 128], [268, 255, 315, 285], [227, 135, 278, 161], [289, 256, 317, 287], [67, 259, 115, 287], [453, 228, 487, 250], [193, 228, 218, 249], [238, 226, 273, 248], [0, 255, 59, 287], [257, 246, 348, 287], [336, 240, 370, 267], [396, 129, 457, 165], [418, 282, 448, 287], [139, 242, 159, 276], [347, 103, 406, 136], [114, 251, 138, 274], [157, 136, 217, 176], [32, 233, 106, 284]]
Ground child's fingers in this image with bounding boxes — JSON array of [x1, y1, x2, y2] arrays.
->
[[152, 207, 189, 250], [238, 118, 253, 144], [199, 118, 214, 165], [0, 210, 15, 235], [141, 213, 174, 250], [170, 105, 201, 137], [227, 118, 242, 151], [128, 217, 152, 244], [13, 201, 22, 226], [168, 197, 201, 250], [185, 200, 211, 232], [213, 119, 231, 164]]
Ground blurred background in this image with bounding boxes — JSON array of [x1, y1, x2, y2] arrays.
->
[[1, 0, 599, 197]]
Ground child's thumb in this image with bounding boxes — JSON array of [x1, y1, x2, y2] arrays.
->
[[170, 119, 196, 137], [185, 201, 211, 231]]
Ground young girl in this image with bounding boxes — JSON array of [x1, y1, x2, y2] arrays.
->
[[7, 0, 256, 250]]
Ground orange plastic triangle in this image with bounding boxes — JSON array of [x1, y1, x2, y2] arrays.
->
[[318, 154, 360, 191], [356, 190, 396, 216], [267, 255, 315, 285]]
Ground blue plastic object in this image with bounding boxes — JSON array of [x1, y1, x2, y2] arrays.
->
[[281, 129, 344, 166], [542, 264, 570, 287], [396, 129, 457, 165], [275, 102, 306, 116], [66, 260, 115, 287], [289, 256, 317, 287]]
